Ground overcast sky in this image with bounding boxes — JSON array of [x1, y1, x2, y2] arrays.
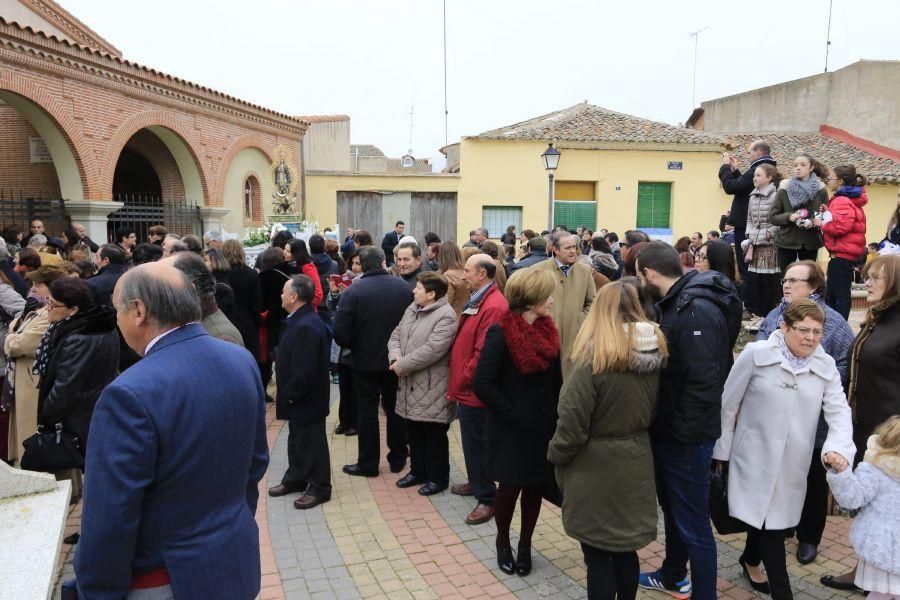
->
[[59, 0, 899, 168]]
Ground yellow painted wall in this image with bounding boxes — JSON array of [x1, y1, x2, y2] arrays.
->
[[306, 172, 459, 229], [457, 139, 727, 242], [865, 184, 899, 243]]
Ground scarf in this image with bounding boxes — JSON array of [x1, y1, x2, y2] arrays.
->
[[498, 309, 559, 374], [32, 320, 63, 377], [786, 173, 821, 209], [836, 185, 864, 199], [464, 281, 495, 312], [848, 295, 900, 419], [777, 330, 812, 373]]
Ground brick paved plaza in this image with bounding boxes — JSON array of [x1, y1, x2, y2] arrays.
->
[[55, 386, 868, 600]]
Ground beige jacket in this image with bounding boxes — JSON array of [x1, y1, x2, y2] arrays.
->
[[388, 296, 458, 424], [530, 259, 596, 379], [4, 306, 50, 463]]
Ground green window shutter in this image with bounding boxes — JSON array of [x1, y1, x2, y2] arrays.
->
[[553, 201, 597, 231], [636, 183, 671, 229]]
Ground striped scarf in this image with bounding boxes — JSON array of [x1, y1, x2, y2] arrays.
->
[[32, 321, 62, 377]]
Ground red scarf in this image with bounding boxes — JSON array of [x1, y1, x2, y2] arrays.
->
[[499, 309, 560, 374]]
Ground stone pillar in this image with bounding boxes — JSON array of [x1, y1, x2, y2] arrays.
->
[[65, 199, 124, 244], [198, 207, 232, 235]]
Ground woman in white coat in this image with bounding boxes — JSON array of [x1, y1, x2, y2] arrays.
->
[[713, 299, 855, 600]]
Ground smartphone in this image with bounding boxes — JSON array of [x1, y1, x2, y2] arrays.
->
[[329, 274, 343, 287], [341, 274, 353, 287]]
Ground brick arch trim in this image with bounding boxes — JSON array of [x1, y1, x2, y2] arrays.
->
[[241, 170, 264, 224], [219, 135, 275, 199], [103, 110, 210, 201], [0, 70, 94, 198]]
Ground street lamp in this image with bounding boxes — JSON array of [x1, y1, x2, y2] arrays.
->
[[541, 143, 561, 231]]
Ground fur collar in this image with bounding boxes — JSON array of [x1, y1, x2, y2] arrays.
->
[[498, 310, 559, 374], [864, 434, 900, 480]]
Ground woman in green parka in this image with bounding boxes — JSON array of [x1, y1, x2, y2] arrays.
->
[[770, 153, 830, 274], [548, 281, 668, 600]]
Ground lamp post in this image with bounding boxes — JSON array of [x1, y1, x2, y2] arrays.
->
[[541, 143, 561, 231]]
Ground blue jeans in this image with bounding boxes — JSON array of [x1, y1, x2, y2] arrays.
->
[[653, 439, 717, 600], [457, 404, 496, 505]]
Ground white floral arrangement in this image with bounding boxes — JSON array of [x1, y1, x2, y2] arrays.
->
[[241, 221, 321, 247]]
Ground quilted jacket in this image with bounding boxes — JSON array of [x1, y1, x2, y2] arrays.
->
[[822, 188, 868, 261]]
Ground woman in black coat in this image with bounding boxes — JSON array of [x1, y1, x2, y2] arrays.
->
[[473, 267, 562, 578], [35, 277, 119, 460], [220, 240, 263, 360], [257, 247, 293, 392]]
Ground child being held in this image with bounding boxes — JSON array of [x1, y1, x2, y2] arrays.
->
[[827, 416, 900, 599]]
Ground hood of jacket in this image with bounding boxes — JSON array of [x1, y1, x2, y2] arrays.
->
[[627, 321, 664, 373], [831, 187, 869, 209], [311, 252, 335, 274], [659, 269, 741, 315]]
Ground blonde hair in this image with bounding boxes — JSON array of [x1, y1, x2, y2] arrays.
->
[[873, 416, 900, 460], [461, 246, 481, 261], [571, 281, 668, 374], [505, 268, 556, 312]]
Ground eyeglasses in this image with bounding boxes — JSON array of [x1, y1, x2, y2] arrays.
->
[[781, 278, 809, 286], [790, 325, 824, 338], [696, 253, 708, 261], [866, 274, 883, 283], [48, 300, 68, 309]]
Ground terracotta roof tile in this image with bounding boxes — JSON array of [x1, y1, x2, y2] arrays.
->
[[296, 114, 350, 123], [724, 133, 900, 184], [350, 144, 385, 157], [471, 102, 725, 146]]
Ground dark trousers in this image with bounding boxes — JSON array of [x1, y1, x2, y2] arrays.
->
[[653, 439, 717, 600], [337, 362, 357, 429], [282, 419, 332, 499], [777, 247, 819, 275], [353, 370, 408, 472], [750, 272, 782, 317], [825, 257, 854, 320], [796, 448, 828, 546], [457, 404, 496, 505], [743, 526, 793, 600], [494, 484, 543, 548], [259, 359, 274, 390], [406, 420, 450, 487], [582, 543, 639, 600], [734, 228, 753, 309]]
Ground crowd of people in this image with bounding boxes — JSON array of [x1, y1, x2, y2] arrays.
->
[[0, 141, 898, 599]]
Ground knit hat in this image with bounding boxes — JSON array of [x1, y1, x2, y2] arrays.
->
[[25, 263, 68, 284], [628, 321, 660, 352], [527, 237, 547, 250]]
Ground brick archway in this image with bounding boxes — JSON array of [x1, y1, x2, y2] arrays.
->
[[0, 69, 94, 199], [103, 110, 211, 202]]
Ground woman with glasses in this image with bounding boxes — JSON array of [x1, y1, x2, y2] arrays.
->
[[756, 260, 855, 565], [713, 299, 855, 600], [694, 240, 736, 281], [822, 254, 900, 592]]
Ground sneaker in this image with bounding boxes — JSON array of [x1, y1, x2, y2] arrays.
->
[[638, 571, 692, 599]]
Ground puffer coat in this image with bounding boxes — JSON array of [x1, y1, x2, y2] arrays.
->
[[822, 188, 868, 261], [388, 296, 458, 424], [745, 183, 779, 246]]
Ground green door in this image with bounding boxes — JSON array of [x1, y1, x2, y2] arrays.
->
[[553, 201, 597, 231], [636, 182, 671, 229]]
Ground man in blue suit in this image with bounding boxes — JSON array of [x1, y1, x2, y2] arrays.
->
[[73, 262, 269, 599]]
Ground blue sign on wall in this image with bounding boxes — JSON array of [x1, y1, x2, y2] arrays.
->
[[667, 161, 683, 170]]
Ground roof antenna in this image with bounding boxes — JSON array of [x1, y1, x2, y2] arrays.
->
[[689, 26, 710, 113], [408, 105, 414, 152], [824, 0, 834, 72], [443, 0, 449, 147]]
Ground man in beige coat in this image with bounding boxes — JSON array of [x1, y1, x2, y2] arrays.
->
[[530, 232, 595, 378]]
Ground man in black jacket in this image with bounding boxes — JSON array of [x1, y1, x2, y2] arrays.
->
[[308, 234, 339, 322], [333, 247, 412, 477], [381, 221, 405, 267], [719, 139, 776, 308], [507, 237, 548, 275], [268, 275, 332, 509], [635, 241, 742, 600], [88, 244, 128, 308]]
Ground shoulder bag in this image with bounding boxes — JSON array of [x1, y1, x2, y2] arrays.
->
[[20, 423, 84, 473]]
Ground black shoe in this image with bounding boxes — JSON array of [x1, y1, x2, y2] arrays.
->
[[342, 464, 378, 477], [343, 427, 358, 436], [496, 543, 515, 575], [63, 532, 80, 545], [796, 542, 818, 565], [739, 556, 771, 594], [515, 545, 532, 576], [820, 575, 860, 591], [417, 482, 447, 496], [389, 460, 406, 474], [334, 424, 347, 435], [396, 473, 425, 488]]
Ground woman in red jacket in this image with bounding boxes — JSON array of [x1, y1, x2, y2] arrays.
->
[[284, 239, 323, 309], [816, 165, 868, 319]]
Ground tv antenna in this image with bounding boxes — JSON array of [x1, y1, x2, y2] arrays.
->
[[689, 26, 710, 111], [824, 0, 834, 72]]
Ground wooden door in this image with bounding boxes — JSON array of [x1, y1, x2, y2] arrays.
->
[[410, 192, 457, 243], [337, 191, 384, 241]]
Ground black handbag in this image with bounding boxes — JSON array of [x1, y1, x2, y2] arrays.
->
[[20, 423, 84, 473], [709, 461, 747, 535]]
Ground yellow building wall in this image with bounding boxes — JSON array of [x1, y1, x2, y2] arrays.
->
[[221, 147, 274, 233], [306, 173, 460, 229], [457, 139, 727, 242], [865, 184, 899, 243]]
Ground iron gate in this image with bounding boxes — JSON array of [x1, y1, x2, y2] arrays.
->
[[107, 194, 203, 242], [0, 189, 70, 235]]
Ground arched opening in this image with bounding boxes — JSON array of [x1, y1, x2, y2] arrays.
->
[[222, 147, 273, 233], [0, 91, 83, 234], [107, 128, 201, 241], [243, 175, 262, 225]]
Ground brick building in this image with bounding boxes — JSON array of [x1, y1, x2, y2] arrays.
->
[[0, 0, 307, 241]]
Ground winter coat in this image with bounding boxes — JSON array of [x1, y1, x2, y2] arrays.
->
[[4, 305, 49, 463], [652, 269, 742, 443], [447, 284, 508, 407], [223, 265, 263, 359], [548, 323, 663, 552], [86, 264, 127, 309], [473, 322, 562, 486], [258, 264, 292, 354], [388, 296, 458, 424], [827, 435, 900, 574], [770, 178, 828, 251], [0, 282, 26, 358], [310, 253, 339, 318], [381, 230, 402, 266], [201, 309, 244, 347], [530, 259, 596, 379], [745, 183, 779, 246], [37, 305, 120, 452], [400, 266, 425, 291], [275, 304, 331, 424], [509, 252, 548, 274], [718, 155, 777, 229], [298, 262, 323, 308], [442, 268, 468, 315], [822, 188, 868, 261], [849, 299, 900, 456], [712, 331, 856, 529], [332, 269, 413, 372]]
